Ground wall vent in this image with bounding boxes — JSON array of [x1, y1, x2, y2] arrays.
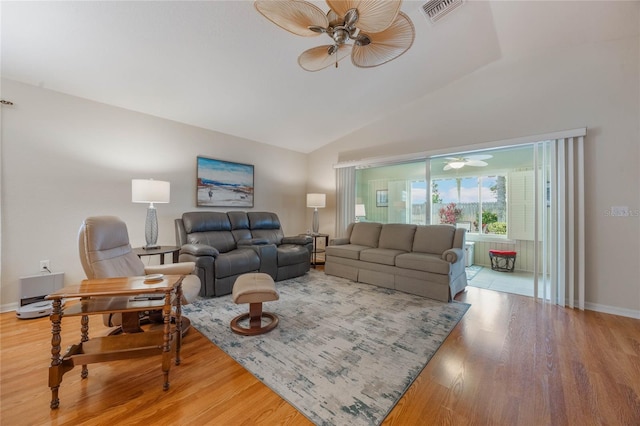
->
[[421, 0, 464, 23]]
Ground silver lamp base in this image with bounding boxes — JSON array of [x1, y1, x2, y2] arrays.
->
[[312, 208, 319, 234], [144, 205, 160, 249]]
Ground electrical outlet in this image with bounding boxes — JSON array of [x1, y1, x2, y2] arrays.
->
[[40, 260, 50, 272]]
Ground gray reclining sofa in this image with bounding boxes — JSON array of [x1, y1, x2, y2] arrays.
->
[[175, 211, 312, 297], [325, 222, 467, 302]]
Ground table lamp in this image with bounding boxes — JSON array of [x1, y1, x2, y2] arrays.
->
[[306, 193, 326, 234], [355, 204, 366, 222], [132, 179, 170, 249]]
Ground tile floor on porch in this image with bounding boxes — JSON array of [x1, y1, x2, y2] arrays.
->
[[467, 267, 536, 297]]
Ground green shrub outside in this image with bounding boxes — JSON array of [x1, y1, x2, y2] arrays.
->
[[487, 222, 507, 234], [481, 210, 498, 225]]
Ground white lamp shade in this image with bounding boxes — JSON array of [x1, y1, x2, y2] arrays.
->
[[355, 204, 366, 217], [306, 193, 326, 208], [132, 179, 170, 203]]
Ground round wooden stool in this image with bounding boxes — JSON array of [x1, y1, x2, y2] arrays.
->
[[230, 273, 279, 336]]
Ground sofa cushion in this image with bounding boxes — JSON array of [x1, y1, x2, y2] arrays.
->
[[228, 211, 252, 242], [183, 212, 231, 233], [248, 212, 281, 229], [251, 228, 284, 245], [378, 224, 416, 252], [325, 244, 370, 260], [350, 222, 383, 247], [186, 231, 237, 254], [412, 225, 456, 255], [182, 212, 237, 253], [277, 244, 310, 266], [214, 248, 260, 278], [360, 248, 407, 266], [248, 211, 285, 245], [395, 252, 451, 275]]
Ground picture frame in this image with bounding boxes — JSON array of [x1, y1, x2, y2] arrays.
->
[[196, 156, 254, 207], [376, 189, 388, 207]]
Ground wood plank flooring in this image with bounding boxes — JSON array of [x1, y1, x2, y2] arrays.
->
[[1, 284, 639, 425]]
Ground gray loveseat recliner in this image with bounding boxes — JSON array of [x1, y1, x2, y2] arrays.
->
[[175, 211, 312, 297], [324, 222, 467, 302]]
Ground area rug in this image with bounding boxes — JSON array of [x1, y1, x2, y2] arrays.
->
[[183, 270, 470, 426], [466, 264, 483, 281]]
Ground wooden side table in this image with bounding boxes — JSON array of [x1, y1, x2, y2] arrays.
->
[[133, 246, 180, 264], [45, 275, 185, 409]]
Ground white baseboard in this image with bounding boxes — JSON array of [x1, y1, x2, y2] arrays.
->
[[1, 302, 19, 313], [584, 301, 640, 319]]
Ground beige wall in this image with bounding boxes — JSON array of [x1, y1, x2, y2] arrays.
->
[[0, 79, 308, 309], [309, 29, 640, 316]]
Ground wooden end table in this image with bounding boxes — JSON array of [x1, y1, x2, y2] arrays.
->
[[133, 245, 180, 264], [300, 233, 329, 268], [45, 275, 185, 409]]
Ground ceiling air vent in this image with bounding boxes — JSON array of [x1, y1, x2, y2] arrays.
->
[[421, 0, 464, 23]]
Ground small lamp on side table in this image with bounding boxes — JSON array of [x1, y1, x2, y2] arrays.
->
[[132, 179, 170, 249], [355, 204, 366, 222], [306, 193, 326, 234]]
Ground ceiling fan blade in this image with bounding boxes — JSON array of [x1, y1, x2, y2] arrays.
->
[[443, 164, 453, 171], [466, 154, 493, 161], [298, 44, 352, 72], [255, 0, 329, 37], [465, 160, 488, 167], [351, 12, 414, 68], [327, 8, 341, 26], [326, 0, 401, 33]]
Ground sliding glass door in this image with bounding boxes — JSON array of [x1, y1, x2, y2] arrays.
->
[[343, 129, 585, 307]]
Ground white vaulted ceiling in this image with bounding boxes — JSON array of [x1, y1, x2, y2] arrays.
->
[[2, 1, 636, 153]]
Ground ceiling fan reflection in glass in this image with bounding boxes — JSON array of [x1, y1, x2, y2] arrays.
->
[[443, 155, 493, 171]]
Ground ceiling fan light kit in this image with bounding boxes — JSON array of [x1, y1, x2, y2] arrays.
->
[[448, 161, 466, 169], [255, 0, 415, 72]]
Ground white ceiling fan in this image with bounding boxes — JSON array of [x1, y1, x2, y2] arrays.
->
[[443, 154, 492, 171]]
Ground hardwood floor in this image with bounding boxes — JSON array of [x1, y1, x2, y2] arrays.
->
[[1, 284, 639, 425]]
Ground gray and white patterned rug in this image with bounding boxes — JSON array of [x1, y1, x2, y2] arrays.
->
[[183, 270, 470, 426]]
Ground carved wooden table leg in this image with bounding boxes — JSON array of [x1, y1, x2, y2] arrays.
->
[[175, 283, 183, 366], [80, 314, 89, 379], [49, 298, 62, 409], [162, 292, 171, 391]]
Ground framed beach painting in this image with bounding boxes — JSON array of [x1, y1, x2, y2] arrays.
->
[[197, 156, 254, 207]]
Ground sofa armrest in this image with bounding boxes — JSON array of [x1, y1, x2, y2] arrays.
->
[[180, 243, 219, 258], [442, 248, 464, 264], [282, 235, 312, 245], [238, 238, 270, 246], [145, 261, 196, 275], [329, 237, 350, 246]]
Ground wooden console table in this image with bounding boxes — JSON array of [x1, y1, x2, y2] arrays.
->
[[45, 275, 185, 409]]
